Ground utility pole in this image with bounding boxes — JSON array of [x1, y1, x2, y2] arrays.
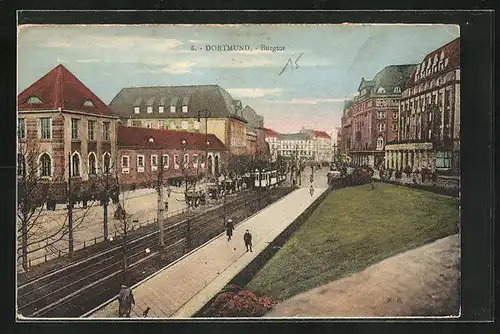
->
[[197, 109, 211, 204], [67, 153, 74, 257], [181, 139, 191, 248], [157, 155, 165, 247]]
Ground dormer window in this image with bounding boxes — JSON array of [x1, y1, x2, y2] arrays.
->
[[147, 106, 153, 113], [393, 87, 401, 93], [146, 97, 155, 113], [170, 106, 176, 113], [377, 87, 385, 94], [134, 106, 140, 114], [182, 105, 188, 113], [148, 137, 155, 143], [159, 106, 164, 113], [26, 96, 42, 104], [83, 99, 94, 107]]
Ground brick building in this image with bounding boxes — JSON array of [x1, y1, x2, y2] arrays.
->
[[340, 64, 416, 168], [17, 64, 119, 186], [385, 38, 460, 173], [117, 126, 226, 188], [108, 85, 251, 157]]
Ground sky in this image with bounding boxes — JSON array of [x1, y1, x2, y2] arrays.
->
[[17, 24, 459, 140]]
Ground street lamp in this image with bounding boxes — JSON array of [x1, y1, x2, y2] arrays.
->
[[181, 138, 191, 248]]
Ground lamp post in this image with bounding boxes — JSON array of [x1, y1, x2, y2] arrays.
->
[[157, 155, 165, 247], [181, 138, 191, 248], [197, 109, 211, 177], [67, 153, 74, 257]]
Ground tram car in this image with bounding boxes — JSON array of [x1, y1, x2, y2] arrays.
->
[[185, 189, 206, 207], [253, 169, 280, 189]]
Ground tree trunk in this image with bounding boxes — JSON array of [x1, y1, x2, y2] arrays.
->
[[21, 216, 28, 270], [103, 201, 109, 241]]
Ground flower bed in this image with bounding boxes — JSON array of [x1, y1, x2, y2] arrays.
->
[[199, 284, 274, 317]]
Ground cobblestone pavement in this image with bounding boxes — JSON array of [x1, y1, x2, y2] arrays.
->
[[88, 186, 328, 319]]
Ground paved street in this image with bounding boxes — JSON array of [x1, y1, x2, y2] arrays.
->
[[87, 186, 328, 318], [22, 185, 191, 266]]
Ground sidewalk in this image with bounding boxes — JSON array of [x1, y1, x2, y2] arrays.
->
[[87, 186, 328, 318]]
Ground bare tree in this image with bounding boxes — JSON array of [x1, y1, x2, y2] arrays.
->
[[17, 138, 94, 270]]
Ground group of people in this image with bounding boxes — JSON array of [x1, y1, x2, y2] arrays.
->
[[225, 218, 253, 252]]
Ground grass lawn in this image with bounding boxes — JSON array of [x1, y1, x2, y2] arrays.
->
[[246, 182, 459, 301]]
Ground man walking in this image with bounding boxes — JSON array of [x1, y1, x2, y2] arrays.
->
[[118, 284, 135, 317], [225, 219, 234, 241], [244, 229, 253, 252]]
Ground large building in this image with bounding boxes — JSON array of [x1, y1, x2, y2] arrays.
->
[[241, 105, 266, 158], [264, 128, 280, 161], [108, 85, 251, 157], [117, 126, 226, 188], [339, 64, 416, 167], [17, 64, 120, 186], [300, 129, 333, 163], [385, 38, 460, 173]]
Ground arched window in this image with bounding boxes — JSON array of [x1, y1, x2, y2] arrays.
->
[[207, 155, 213, 175], [376, 137, 384, 150], [71, 152, 81, 177], [40, 153, 52, 177], [214, 155, 220, 176], [103, 152, 111, 173], [394, 87, 401, 93], [88, 152, 97, 175], [377, 87, 386, 94]]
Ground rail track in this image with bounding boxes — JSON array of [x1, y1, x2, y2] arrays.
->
[[17, 187, 293, 318]]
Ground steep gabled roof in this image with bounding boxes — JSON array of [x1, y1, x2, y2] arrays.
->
[[18, 64, 113, 116], [242, 106, 264, 129], [117, 125, 226, 151], [264, 128, 279, 137], [109, 85, 247, 122]]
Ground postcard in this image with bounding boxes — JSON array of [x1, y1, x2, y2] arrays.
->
[[16, 23, 460, 320]]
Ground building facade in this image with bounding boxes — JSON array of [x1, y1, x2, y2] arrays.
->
[[300, 129, 333, 163], [264, 128, 280, 161], [108, 85, 250, 157], [385, 38, 460, 173], [17, 64, 119, 187], [117, 126, 227, 188], [340, 64, 416, 168], [241, 106, 266, 157]]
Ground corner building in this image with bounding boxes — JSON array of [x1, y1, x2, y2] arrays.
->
[[385, 38, 460, 173]]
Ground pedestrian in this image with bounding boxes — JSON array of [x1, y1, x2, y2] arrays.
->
[[244, 229, 253, 252], [225, 219, 234, 241], [118, 284, 135, 318], [309, 184, 315, 196]]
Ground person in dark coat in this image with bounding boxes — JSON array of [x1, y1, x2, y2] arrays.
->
[[118, 284, 135, 317], [225, 219, 234, 241], [244, 229, 253, 252]]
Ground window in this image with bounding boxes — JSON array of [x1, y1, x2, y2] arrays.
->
[[71, 152, 81, 177], [151, 155, 158, 171], [376, 137, 384, 150], [40, 153, 52, 177], [181, 121, 188, 129], [137, 155, 145, 172], [377, 123, 386, 132], [377, 87, 385, 94], [145, 121, 152, 129], [17, 154, 24, 176], [158, 120, 164, 129], [182, 105, 188, 113], [193, 154, 198, 167], [88, 120, 96, 141], [18, 118, 25, 139], [393, 123, 398, 131], [159, 106, 164, 113], [393, 112, 398, 119], [83, 100, 94, 107], [103, 152, 111, 173], [71, 119, 80, 140], [88, 152, 97, 175], [170, 121, 176, 130], [103, 122, 110, 141], [122, 156, 130, 168], [174, 154, 179, 169], [170, 106, 176, 113], [377, 111, 386, 119], [436, 151, 452, 168], [40, 117, 52, 139], [184, 154, 189, 167], [26, 96, 42, 104], [134, 106, 140, 114], [147, 106, 153, 113], [194, 121, 201, 130], [394, 87, 401, 93], [162, 154, 169, 169]]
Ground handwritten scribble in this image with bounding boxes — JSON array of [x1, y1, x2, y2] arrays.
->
[[279, 53, 304, 76]]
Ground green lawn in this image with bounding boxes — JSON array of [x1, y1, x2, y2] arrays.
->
[[247, 182, 459, 301]]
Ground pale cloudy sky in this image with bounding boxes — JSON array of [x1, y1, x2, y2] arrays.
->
[[17, 24, 459, 139]]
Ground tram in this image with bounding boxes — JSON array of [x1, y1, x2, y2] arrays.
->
[[253, 169, 283, 189]]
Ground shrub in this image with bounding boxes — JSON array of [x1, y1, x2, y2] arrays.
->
[[201, 284, 274, 317]]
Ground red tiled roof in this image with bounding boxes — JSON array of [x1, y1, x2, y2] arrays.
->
[[117, 125, 227, 151], [18, 64, 113, 116], [410, 38, 460, 84], [264, 128, 279, 137], [311, 130, 331, 139]]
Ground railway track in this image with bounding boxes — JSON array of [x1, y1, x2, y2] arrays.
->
[[18, 187, 293, 318]]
